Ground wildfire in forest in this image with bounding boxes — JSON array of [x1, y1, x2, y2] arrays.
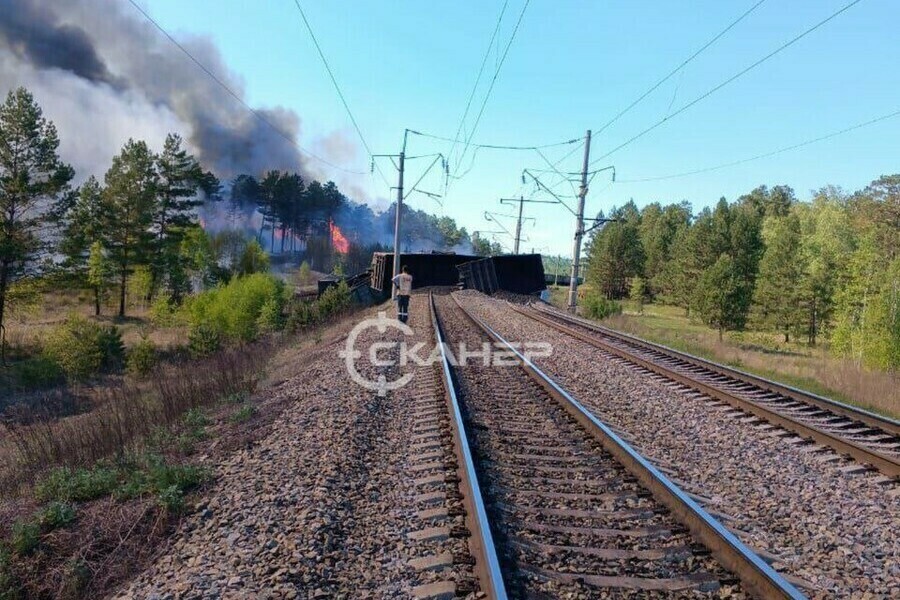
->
[[330, 220, 350, 254]]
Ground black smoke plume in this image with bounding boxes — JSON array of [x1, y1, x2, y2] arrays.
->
[[0, 0, 348, 181]]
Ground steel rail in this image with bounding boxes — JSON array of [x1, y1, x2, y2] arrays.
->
[[533, 302, 900, 434], [450, 294, 805, 600], [515, 304, 900, 478], [428, 293, 508, 600]]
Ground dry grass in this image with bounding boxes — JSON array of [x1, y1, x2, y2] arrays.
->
[[4, 289, 189, 356], [0, 343, 270, 493], [601, 304, 900, 419]]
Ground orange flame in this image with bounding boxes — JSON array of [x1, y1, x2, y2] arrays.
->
[[329, 220, 350, 254]]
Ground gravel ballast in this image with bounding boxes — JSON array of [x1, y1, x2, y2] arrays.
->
[[115, 297, 479, 599], [457, 290, 899, 599]]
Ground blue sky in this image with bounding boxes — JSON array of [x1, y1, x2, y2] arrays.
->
[[142, 0, 900, 256]]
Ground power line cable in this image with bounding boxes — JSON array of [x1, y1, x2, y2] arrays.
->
[[594, 0, 767, 137], [454, 0, 531, 173], [447, 0, 510, 165], [591, 0, 865, 165], [410, 129, 577, 150], [290, 0, 391, 188], [616, 107, 900, 183], [126, 0, 366, 175]]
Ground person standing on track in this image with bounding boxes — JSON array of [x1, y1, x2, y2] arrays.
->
[[392, 265, 413, 323]]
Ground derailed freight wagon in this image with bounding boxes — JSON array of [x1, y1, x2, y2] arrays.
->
[[370, 252, 477, 297], [457, 254, 546, 295]]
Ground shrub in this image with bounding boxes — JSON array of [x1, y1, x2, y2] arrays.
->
[[36, 465, 120, 503], [37, 502, 76, 531], [126, 339, 157, 376], [229, 404, 256, 423], [13, 356, 64, 389], [583, 294, 622, 320], [188, 322, 221, 357], [97, 325, 125, 369], [43, 316, 104, 379], [9, 522, 39, 556], [42, 316, 123, 379], [182, 408, 209, 435], [286, 300, 318, 332], [149, 294, 177, 326], [156, 485, 184, 513], [256, 298, 283, 334], [183, 273, 285, 344], [0, 548, 21, 599]]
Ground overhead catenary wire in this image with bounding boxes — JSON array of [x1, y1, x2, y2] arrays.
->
[[410, 129, 578, 150], [447, 0, 510, 166], [617, 107, 900, 183], [594, 0, 767, 137], [591, 0, 866, 165], [125, 0, 365, 175], [290, 0, 391, 188], [454, 0, 531, 173]]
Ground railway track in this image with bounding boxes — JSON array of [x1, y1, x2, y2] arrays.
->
[[429, 292, 803, 599], [512, 302, 900, 479]]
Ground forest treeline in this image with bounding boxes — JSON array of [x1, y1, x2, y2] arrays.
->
[[584, 180, 899, 370], [0, 87, 489, 345]]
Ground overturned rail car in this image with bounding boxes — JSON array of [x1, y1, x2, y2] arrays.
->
[[457, 254, 546, 295], [370, 252, 478, 295]]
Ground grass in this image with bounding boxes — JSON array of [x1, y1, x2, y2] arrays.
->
[[229, 404, 256, 424], [545, 288, 899, 418]]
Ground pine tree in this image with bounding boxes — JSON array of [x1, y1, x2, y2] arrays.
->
[[0, 87, 73, 354], [752, 214, 805, 341], [60, 176, 106, 276], [153, 133, 204, 299], [694, 254, 743, 341], [86, 241, 111, 315], [101, 139, 158, 317]]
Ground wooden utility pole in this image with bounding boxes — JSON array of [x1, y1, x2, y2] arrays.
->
[[567, 129, 591, 313]]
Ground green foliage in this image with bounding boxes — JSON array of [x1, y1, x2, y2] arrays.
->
[[229, 404, 256, 423], [752, 214, 805, 341], [36, 465, 120, 502], [12, 356, 65, 389], [629, 276, 647, 313], [127, 265, 153, 312], [0, 87, 74, 350], [149, 293, 177, 326], [183, 273, 284, 345], [187, 322, 221, 357], [9, 522, 39, 556], [585, 201, 645, 299], [286, 300, 318, 331], [156, 485, 185, 513], [126, 338, 157, 376], [0, 547, 21, 599], [36, 502, 76, 531], [43, 315, 104, 379], [257, 298, 284, 334], [35, 455, 208, 512], [86, 241, 112, 315], [100, 138, 158, 317], [237, 239, 270, 276], [582, 294, 622, 320], [695, 254, 746, 340], [182, 407, 209, 431], [97, 325, 125, 369], [297, 261, 312, 284]]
